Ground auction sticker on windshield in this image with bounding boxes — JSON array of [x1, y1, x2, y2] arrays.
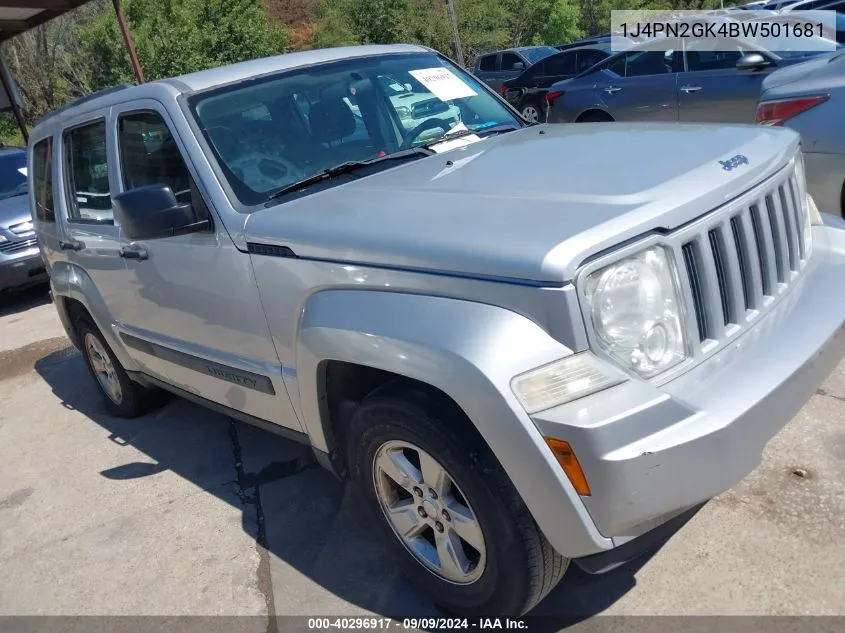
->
[[409, 67, 477, 102]]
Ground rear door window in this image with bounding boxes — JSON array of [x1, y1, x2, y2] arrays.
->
[[543, 52, 576, 76], [479, 55, 497, 72], [576, 50, 606, 73], [64, 120, 113, 224]]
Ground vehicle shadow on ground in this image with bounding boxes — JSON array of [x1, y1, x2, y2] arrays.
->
[[0, 283, 50, 317], [34, 346, 689, 624]]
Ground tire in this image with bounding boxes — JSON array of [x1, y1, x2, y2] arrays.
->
[[348, 384, 568, 616], [578, 110, 614, 123], [75, 314, 167, 418], [520, 99, 545, 124]]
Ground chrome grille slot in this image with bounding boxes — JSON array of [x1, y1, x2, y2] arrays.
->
[[730, 216, 752, 311], [675, 161, 809, 360], [0, 238, 38, 254], [778, 184, 798, 272], [708, 228, 733, 326], [682, 242, 707, 342]]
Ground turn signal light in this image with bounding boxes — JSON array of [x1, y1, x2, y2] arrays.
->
[[544, 438, 591, 496], [756, 95, 828, 126]]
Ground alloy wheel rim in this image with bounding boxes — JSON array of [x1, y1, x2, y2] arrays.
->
[[84, 333, 123, 404], [523, 106, 539, 122], [372, 440, 486, 584]]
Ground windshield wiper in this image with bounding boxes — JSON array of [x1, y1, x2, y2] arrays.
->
[[266, 147, 434, 202], [422, 123, 521, 149]]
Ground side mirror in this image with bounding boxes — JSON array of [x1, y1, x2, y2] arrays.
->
[[113, 184, 207, 241], [404, 83, 413, 92], [513, 62, 525, 71], [736, 53, 771, 71]]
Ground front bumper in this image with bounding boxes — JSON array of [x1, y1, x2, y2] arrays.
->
[[533, 222, 845, 541], [0, 249, 48, 290]]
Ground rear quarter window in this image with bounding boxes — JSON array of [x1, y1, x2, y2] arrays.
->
[[32, 138, 55, 223]]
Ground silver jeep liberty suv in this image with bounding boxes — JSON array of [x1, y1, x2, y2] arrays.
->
[[29, 44, 845, 616]]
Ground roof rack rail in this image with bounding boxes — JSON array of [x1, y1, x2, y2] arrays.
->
[[36, 84, 134, 126]]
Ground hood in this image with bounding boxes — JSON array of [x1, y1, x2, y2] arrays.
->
[[244, 122, 799, 283], [762, 51, 845, 95], [0, 194, 31, 230]]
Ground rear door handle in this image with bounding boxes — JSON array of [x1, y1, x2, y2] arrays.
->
[[119, 245, 149, 260], [603, 86, 622, 94], [680, 85, 702, 93], [58, 239, 84, 251]]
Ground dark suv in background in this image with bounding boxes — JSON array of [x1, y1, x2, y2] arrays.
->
[[472, 45, 557, 91], [501, 44, 615, 122]]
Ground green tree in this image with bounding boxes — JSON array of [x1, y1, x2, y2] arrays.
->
[[80, 0, 287, 89]]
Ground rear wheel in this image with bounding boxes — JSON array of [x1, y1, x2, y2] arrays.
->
[[520, 99, 545, 123], [348, 384, 568, 616], [75, 314, 167, 417], [577, 110, 614, 123]]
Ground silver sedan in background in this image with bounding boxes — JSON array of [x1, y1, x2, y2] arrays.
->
[[757, 50, 845, 217]]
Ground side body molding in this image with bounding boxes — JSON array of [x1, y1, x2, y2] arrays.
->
[[295, 290, 613, 557]]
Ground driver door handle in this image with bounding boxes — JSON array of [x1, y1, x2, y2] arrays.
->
[[59, 239, 85, 251], [681, 85, 702, 93], [603, 86, 622, 94], [119, 244, 149, 261]]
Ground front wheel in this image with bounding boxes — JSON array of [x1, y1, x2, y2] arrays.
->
[[348, 385, 568, 616], [75, 314, 167, 417]]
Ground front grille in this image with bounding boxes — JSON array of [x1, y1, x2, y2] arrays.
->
[[678, 163, 808, 353], [0, 237, 38, 254], [9, 221, 35, 236]]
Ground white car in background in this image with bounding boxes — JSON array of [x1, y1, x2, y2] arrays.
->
[[345, 75, 463, 138]]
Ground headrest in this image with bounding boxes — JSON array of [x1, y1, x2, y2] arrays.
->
[[308, 98, 355, 143]]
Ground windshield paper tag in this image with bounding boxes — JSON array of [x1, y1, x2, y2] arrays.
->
[[409, 68, 477, 102]]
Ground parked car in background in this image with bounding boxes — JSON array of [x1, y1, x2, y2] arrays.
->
[[760, 0, 804, 9], [757, 50, 845, 216], [472, 46, 558, 91], [780, 0, 843, 12], [501, 44, 615, 122], [745, 9, 845, 43], [0, 147, 48, 292], [546, 35, 840, 124], [555, 33, 640, 50]]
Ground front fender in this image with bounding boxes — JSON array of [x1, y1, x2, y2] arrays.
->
[[296, 290, 613, 557], [49, 260, 139, 371]]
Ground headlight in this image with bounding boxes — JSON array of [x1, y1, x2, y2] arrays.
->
[[584, 245, 688, 378], [793, 151, 817, 259]]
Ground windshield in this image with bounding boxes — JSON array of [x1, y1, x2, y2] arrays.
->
[[188, 52, 521, 207], [0, 151, 28, 201], [522, 46, 558, 64]]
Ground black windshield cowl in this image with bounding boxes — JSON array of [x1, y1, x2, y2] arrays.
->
[[422, 124, 520, 149], [265, 147, 435, 203]]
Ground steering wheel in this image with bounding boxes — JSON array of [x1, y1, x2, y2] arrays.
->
[[400, 118, 451, 150]]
